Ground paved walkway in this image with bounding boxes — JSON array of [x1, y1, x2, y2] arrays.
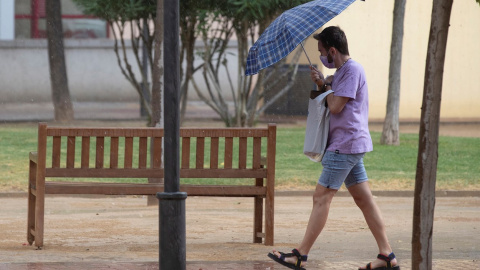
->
[[0, 261, 277, 270], [0, 101, 221, 122]]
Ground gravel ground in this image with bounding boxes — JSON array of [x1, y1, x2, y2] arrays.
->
[[0, 195, 479, 269]]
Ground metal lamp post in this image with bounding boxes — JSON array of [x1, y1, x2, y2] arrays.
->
[[156, 0, 187, 269]]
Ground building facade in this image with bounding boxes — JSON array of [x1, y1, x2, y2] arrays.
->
[[0, 0, 479, 120]]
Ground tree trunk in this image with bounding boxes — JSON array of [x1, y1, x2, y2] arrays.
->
[[147, 0, 165, 206], [381, 0, 405, 145], [46, 0, 74, 122], [151, 0, 164, 128], [235, 21, 249, 127], [179, 16, 197, 124], [412, 0, 453, 269]]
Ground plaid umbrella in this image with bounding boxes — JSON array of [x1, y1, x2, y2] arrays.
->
[[245, 0, 360, 76]]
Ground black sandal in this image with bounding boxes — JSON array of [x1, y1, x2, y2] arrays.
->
[[359, 252, 400, 270], [268, 248, 308, 270]]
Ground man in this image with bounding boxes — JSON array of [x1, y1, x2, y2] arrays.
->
[[268, 26, 400, 270]]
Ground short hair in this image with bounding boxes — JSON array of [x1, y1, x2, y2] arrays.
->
[[313, 26, 350, 55]]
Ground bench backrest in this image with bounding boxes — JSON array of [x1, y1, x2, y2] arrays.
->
[[35, 123, 276, 180]]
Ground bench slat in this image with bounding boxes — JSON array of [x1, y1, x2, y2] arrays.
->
[[181, 137, 190, 169], [253, 137, 261, 169], [47, 128, 164, 137], [210, 137, 219, 169], [45, 182, 267, 196], [180, 129, 269, 138], [110, 137, 119, 168], [66, 136, 75, 168], [224, 137, 233, 169], [138, 137, 148, 169], [196, 137, 205, 169], [81, 137, 90, 168], [52, 136, 61, 168], [45, 168, 267, 178], [239, 137, 247, 169], [45, 127, 268, 138], [152, 137, 162, 168], [124, 137, 133, 168], [95, 137, 104, 168]]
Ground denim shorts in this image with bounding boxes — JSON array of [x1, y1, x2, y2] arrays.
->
[[318, 151, 368, 190]]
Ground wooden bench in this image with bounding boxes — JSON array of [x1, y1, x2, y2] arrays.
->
[[27, 123, 276, 248]]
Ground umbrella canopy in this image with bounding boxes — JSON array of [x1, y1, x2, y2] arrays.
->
[[245, 0, 359, 76]]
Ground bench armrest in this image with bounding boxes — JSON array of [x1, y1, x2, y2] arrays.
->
[[30, 152, 38, 164]]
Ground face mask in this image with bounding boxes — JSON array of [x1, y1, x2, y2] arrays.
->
[[320, 54, 335, 69]]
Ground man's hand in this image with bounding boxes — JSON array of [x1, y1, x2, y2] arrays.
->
[[310, 66, 324, 86]]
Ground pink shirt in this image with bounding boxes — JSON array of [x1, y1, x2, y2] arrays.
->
[[326, 59, 373, 154]]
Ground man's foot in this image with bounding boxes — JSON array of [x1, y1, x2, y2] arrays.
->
[[358, 253, 399, 270], [268, 248, 307, 270]]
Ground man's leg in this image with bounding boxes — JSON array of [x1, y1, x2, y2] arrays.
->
[[272, 184, 336, 266], [348, 182, 397, 268]]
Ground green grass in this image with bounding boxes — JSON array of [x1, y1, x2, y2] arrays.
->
[[0, 124, 478, 192], [273, 127, 480, 190], [0, 125, 38, 191]]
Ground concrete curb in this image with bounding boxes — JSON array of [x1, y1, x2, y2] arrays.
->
[[1, 190, 479, 198], [276, 190, 480, 197]]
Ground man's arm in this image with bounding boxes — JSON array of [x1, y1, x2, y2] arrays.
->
[[311, 67, 349, 113], [323, 76, 349, 114], [324, 87, 349, 114]]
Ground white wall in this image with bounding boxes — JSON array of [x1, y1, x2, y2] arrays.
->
[[0, 39, 238, 103], [299, 0, 480, 120], [0, 0, 15, 40], [0, 40, 139, 103]]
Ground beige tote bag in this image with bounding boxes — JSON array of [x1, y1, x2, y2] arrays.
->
[[303, 90, 333, 162]]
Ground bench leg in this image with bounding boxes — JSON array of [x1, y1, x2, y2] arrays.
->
[[253, 177, 264, 244], [264, 180, 274, 246], [27, 161, 36, 245], [34, 185, 45, 249], [31, 167, 46, 249], [253, 196, 263, 243]]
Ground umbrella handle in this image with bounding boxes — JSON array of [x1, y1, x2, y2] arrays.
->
[[300, 43, 312, 67]]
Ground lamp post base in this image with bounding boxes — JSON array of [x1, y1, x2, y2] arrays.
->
[[157, 191, 187, 270]]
